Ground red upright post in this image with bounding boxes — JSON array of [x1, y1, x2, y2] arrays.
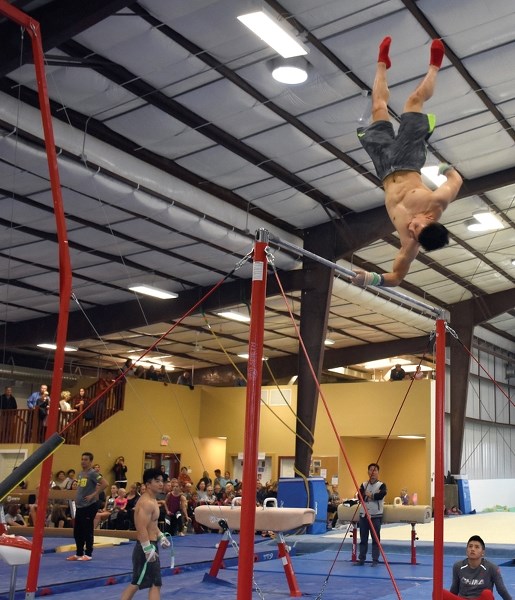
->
[[432, 319, 446, 600], [236, 229, 269, 600], [0, 3, 72, 598]]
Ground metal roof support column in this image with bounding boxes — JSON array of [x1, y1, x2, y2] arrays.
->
[[294, 229, 334, 477], [448, 304, 474, 474]]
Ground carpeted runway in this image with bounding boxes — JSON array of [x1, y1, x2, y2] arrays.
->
[[1, 513, 514, 599]]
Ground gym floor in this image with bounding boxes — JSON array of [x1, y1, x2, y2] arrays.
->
[[1, 512, 514, 600]]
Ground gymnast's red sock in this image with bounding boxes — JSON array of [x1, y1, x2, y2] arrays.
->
[[378, 36, 392, 69], [430, 39, 445, 68]]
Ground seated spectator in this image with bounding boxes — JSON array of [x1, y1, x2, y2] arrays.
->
[[202, 485, 218, 506], [52, 470, 68, 489], [196, 480, 208, 502], [5, 504, 25, 527], [110, 487, 129, 529], [49, 499, 70, 528], [94, 485, 118, 529], [221, 482, 236, 505], [446, 505, 462, 516], [196, 470, 212, 489], [187, 490, 204, 534], [256, 480, 268, 506], [213, 483, 224, 503], [63, 469, 76, 489], [165, 482, 189, 536]]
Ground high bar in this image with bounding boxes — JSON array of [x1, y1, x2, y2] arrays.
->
[[268, 233, 447, 319]]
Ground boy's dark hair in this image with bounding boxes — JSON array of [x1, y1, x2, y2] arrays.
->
[[142, 467, 163, 485], [467, 535, 485, 550], [418, 222, 449, 251], [82, 452, 94, 461], [368, 463, 380, 471]]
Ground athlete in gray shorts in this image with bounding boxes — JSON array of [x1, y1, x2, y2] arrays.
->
[[357, 112, 435, 181]]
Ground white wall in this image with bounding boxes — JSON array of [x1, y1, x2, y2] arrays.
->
[[469, 478, 515, 512]]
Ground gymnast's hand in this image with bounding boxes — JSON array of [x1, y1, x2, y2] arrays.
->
[[351, 269, 369, 287], [351, 269, 383, 287]]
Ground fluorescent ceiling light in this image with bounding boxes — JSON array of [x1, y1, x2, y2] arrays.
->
[[421, 166, 447, 187], [324, 338, 335, 346], [398, 435, 425, 439], [129, 285, 178, 299], [37, 343, 78, 352], [361, 358, 411, 370], [470, 211, 504, 231], [237, 11, 308, 58], [237, 353, 268, 361], [218, 311, 251, 323]]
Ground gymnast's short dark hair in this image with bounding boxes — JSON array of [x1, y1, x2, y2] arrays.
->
[[468, 535, 485, 550], [418, 222, 449, 251], [142, 467, 163, 485]]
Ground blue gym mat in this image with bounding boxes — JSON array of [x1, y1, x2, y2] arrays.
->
[[1, 532, 513, 600]]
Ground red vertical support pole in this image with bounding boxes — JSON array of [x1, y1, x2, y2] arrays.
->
[[208, 532, 230, 577], [410, 523, 417, 565], [0, 3, 72, 598], [237, 229, 269, 600], [276, 533, 302, 597], [432, 318, 446, 600]]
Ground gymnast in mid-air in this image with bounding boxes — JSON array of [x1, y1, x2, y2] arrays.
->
[[352, 36, 463, 288]]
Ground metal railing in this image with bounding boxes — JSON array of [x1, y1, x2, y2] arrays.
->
[[0, 378, 125, 445]]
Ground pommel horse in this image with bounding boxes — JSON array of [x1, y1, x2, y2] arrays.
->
[[337, 499, 432, 564], [195, 498, 315, 597], [0, 533, 34, 600]]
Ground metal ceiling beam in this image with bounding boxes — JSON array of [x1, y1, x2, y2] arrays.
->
[[0, 79, 298, 236], [0, 269, 307, 347], [0, 0, 136, 77]]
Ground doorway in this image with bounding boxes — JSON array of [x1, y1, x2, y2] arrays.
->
[[143, 452, 180, 480]]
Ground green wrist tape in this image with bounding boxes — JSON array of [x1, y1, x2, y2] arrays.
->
[[370, 272, 381, 286]]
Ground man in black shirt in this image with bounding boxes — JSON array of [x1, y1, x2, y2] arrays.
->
[[390, 364, 406, 381], [0, 386, 17, 409]]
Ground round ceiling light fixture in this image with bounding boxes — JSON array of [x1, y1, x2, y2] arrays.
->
[[270, 57, 309, 84]]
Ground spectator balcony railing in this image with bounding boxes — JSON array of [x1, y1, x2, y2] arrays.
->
[[0, 378, 125, 445]]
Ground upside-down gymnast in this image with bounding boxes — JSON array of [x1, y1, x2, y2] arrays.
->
[[352, 37, 463, 288]]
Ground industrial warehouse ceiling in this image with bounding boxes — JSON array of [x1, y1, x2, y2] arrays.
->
[[0, 0, 514, 384]]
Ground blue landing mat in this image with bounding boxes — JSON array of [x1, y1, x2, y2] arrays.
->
[[1, 538, 514, 600]]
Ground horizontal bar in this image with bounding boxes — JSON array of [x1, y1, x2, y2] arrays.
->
[[268, 233, 446, 319]]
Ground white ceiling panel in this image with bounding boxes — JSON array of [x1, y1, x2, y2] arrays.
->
[[0, 0, 513, 380]]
